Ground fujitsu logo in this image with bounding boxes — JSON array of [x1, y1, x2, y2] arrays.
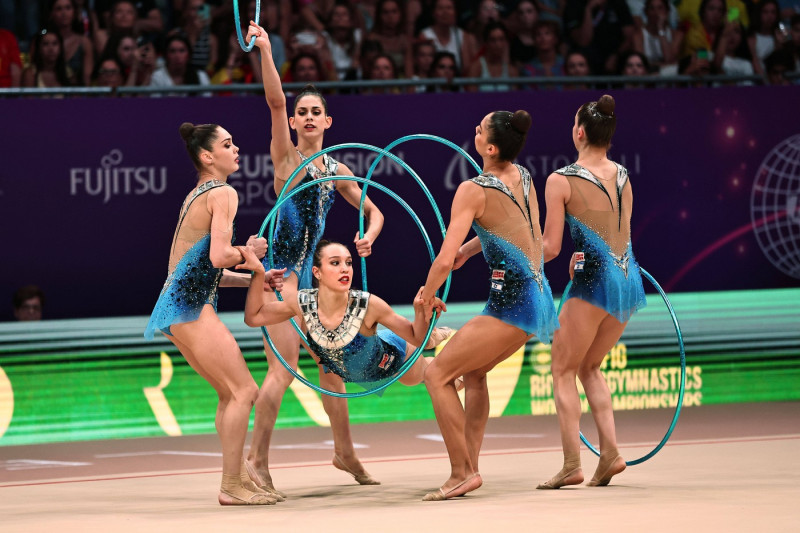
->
[[69, 149, 168, 203]]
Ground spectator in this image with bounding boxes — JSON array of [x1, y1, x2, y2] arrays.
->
[[419, 0, 479, 72], [284, 50, 329, 84], [563, 48, 591, 89], [128, 32, 158, 87], [563, 0, 636, 74], [408, 37, 436, 90], [535, 0, 566, 27], [788, 14, 800, 73], [616, 49, 652, 87], [354, 37, 383, 80], [149, 32, 210, 96], [45, 0, 95, 86], [22, 28, 73, 89], [633, 0, 684, 73], [521, 19, 564, 80], [367, 0, 411, 75], [0, 28, 21, 87], [92, 54, 124, 87], [362, 52, 401, 93], [465, 0, 504, 53], [747, 0, 784, 74], [682, 0, 726, 59], [100, 32, 136, 81], [465, 21, 518, 91], [12, 285, 44, 321], [323, 2, 362, 80], [172, 0, 218, 75], [95, 0, 163, 37], [625, 0, 678, 28], [508, 0, 540, 66], [94, 0, 139, 53], [427, 49, 460, 91], [764, 47, 794, 84], [677, 0, 749, 31], [714, 20, 756, 82]]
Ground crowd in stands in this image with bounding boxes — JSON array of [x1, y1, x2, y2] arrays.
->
[[0, 0, 798, 94]]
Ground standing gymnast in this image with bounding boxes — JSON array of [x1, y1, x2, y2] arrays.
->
[[538, 95, 646, 489], [144, 123, 286, 505], [243, 21, 386, 498], [418, 110, 559, 501], [237, 240, 452, 390]]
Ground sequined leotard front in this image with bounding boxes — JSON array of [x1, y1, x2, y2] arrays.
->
[[298, 289, 408, 384], [145, 180, 235, 338], [470, 165, 559, 343], [554, 163, 646, 323], [265, 153, 338, 289]]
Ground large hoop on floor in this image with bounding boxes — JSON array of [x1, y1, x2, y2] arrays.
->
[[232, 0, 260, 52], [556, 267, 686, 466], [258, 175, 447, 398]]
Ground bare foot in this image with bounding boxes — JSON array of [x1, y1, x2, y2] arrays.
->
[[333, 454, 380, 485], [536, 466, 584, 489], [422, 473, 483, 501], [586, 455, 626, 487]]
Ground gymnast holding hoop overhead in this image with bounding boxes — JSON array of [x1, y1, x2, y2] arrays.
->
[[243, 21, 386, 497], [238, 240, 452, 390], [537, 94, 647, 490], [144, 123, 286, 506], [419, 110, 559, 501]]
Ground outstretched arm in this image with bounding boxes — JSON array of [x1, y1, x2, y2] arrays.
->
[[236, 246, 293, 327], [421, 182, 483, 315], [453, 236, 482, 270], [246, 21, 296, 183], [367, 289, 445, 347], [335, 163, 385, 257]]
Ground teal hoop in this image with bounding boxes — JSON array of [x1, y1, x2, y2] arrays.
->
[[357, 134, 482, 288], [233, 0, 260, 52], [557, 267, 686, 466], [257, 175, 445, 398]]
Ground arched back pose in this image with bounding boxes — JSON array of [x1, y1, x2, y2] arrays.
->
[[239, 240, 451, 390], [419, 110, 559, 501], [244, 21, 386, 498], [144, 123, 285, 506], [538, 95, 646, 489]]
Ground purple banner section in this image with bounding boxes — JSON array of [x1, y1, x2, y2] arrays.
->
[[1, 87, 798, 320]]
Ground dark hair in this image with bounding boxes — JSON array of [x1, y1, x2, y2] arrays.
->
[[179, 122, 220, 170], [32, 27, 73, 86], [576, 95, 617, 148], [164, 33, 201, 85], [482, 20, 510, 43], [487, 110, 532, 161], [698, 0, 726, 23], [367, 53, 398, 79], [644, 0, 670, 13], [312, 239, 348, 287], [293, 83, 329, 114], [617, 50, 651, 75], [752, 0, 780, 34], [373, 0, 406, 35], [13, 285, 45, 309], [47, 0, 84, 35]]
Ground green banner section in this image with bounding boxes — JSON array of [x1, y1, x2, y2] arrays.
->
[[1, 288, 798, 446]]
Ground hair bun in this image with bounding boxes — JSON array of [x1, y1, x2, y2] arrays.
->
[[510, 110, 532, 135], [179, 122, 195, 142], [596, 95, 615, 116]]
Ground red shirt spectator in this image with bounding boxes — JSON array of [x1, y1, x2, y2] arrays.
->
[[0, 29, 22, 88]]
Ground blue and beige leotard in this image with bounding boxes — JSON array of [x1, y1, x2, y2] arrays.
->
[[144, 180, 234, 338], [298, 289, 408, 384], [264, 152, 339, 290], [470, 165, 559, 343], [554, 163, 646, 323]]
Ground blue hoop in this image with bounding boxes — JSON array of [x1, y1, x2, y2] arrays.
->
[[258, 175, 444, 398], [233, 0, 260, 52], [356, 134, 482, 288], [267, 142, 454, 303], [557, 267, 686, 466]]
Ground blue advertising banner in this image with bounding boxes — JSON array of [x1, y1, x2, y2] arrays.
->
[[1, 86, 798, 320]]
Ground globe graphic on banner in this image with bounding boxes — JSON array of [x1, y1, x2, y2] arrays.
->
[[750, 134, 800, 279]]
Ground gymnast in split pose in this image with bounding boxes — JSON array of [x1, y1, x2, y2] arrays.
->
[[144, 122, 286, 505], [538, 94, 646, 489], [418, 109, 559, 500], [238, 240, 452, 392], [243, 21, 387, 497]]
